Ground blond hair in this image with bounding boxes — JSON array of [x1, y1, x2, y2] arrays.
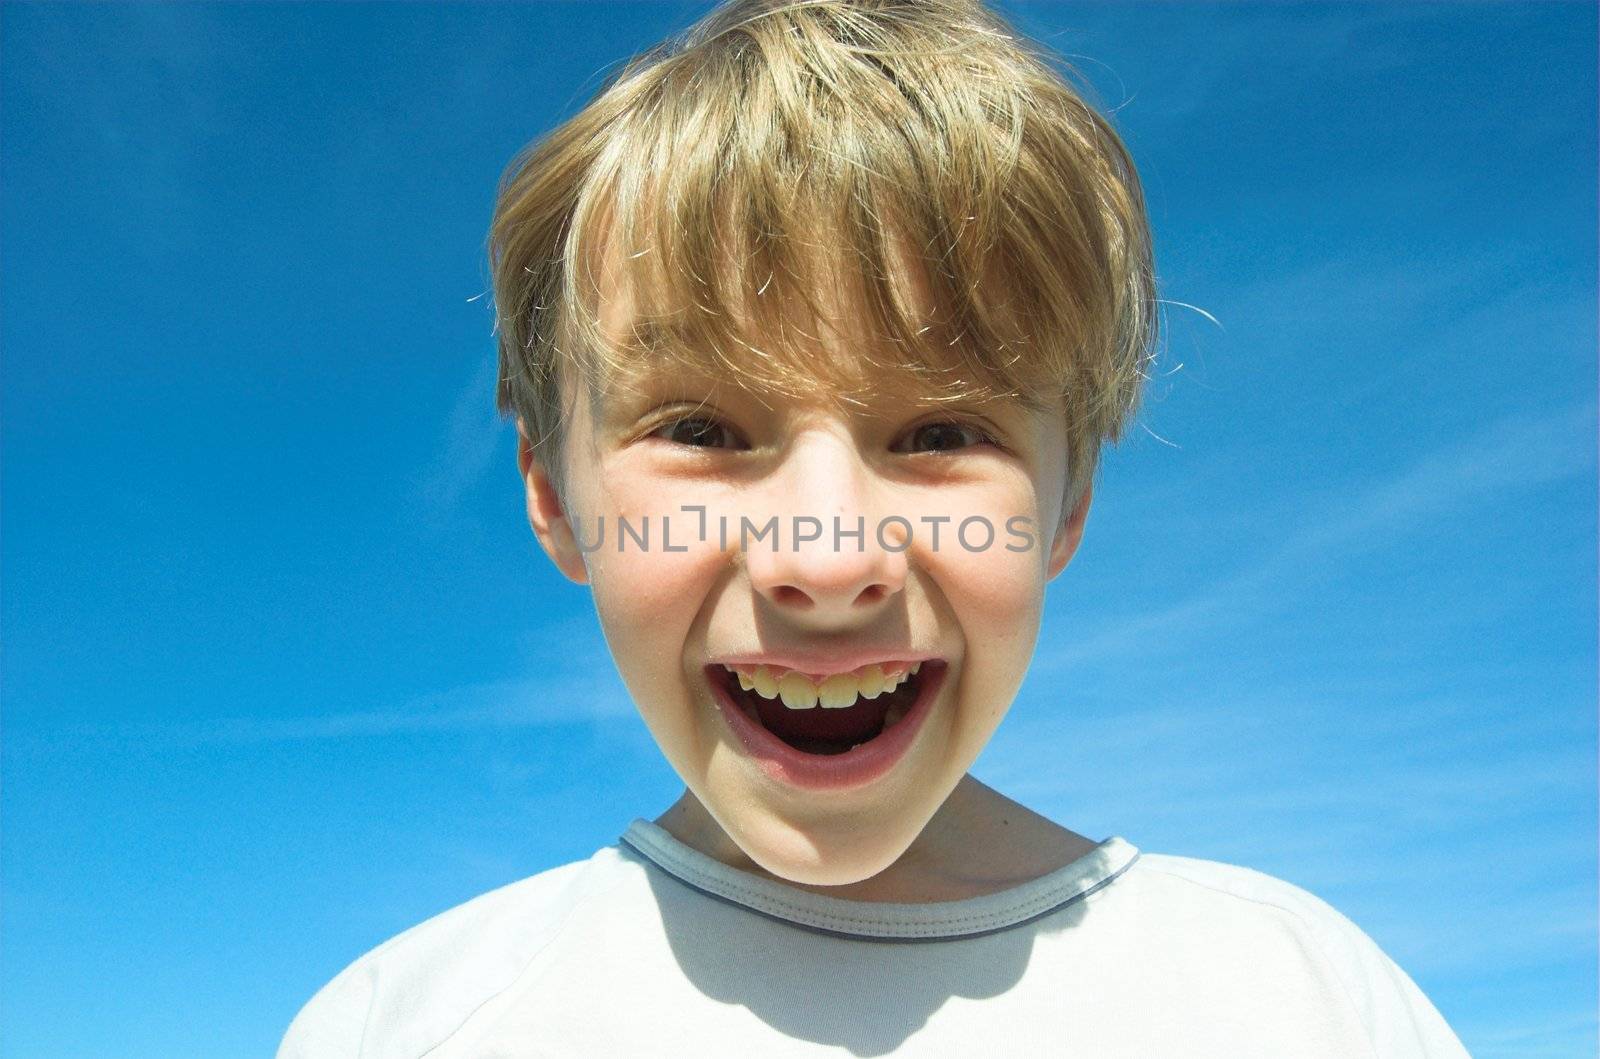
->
[[489, 0, 1158, 513]]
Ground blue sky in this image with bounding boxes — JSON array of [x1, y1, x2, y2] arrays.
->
[[2, 2, 1594, 1055]]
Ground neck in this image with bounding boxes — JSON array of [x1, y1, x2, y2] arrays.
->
[[652, 774, 1099, 902]]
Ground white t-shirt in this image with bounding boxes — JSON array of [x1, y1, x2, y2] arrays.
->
[[278, 820, 1471, 1057]]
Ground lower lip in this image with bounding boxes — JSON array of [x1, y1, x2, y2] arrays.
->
[[706, 661, 948, 792]]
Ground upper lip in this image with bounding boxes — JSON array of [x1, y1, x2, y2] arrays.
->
[[708, 650, 942, 680]]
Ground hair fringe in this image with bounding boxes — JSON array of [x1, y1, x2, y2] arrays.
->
[[489, 0, 1159, 504]]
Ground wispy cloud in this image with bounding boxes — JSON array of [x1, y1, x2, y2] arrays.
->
[[1036, 400, 1596, 673], [984, 694, 1595, 981], [1463, 1005, 1600, 1059], [1272, 401, 1596, 564], [1018, 1, 1423, 127], [415, 349, 508, 531], [13, 669, 636, 751]]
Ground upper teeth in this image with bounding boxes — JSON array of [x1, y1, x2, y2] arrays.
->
[[726, 662, 923, 710]]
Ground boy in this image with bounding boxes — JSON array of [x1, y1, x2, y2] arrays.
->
[[281, 0, 1471, 1054]]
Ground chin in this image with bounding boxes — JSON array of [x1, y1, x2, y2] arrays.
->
[[734, 798, 936, 886]]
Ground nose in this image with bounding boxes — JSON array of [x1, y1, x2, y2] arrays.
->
[[743, 428, 907, 621]]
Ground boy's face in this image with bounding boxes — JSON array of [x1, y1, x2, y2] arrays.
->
[[518, 247, 1091, 889]]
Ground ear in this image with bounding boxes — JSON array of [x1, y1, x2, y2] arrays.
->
[[1045, 481, 1092, 582], [516, 421, 590, 585]]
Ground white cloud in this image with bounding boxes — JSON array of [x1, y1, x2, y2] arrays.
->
[[28, 666, 635, 750], [1036, 399, 1595, 673], [415, 349, 509, 531]]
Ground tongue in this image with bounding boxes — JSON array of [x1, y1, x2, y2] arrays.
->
[[751, 690, 893, 746]]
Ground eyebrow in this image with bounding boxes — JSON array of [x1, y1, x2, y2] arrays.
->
[[587, 320, 1057, 424], [586, 363, 748, 435]]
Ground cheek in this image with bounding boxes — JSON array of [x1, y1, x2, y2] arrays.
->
[[950, 543, 1046, 656], [940, 546, 1044, 741], [585, 526, 727, 703], [591, 549, 703, 647], [581, 468, 751, 645], [581, 476, 691, 643], [920, 486, 1050, 626], [926, 494, 1050, 697]]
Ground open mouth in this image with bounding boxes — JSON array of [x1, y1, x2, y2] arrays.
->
[[706, 660, 939, 756]]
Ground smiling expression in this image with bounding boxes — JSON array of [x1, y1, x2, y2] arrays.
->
[[517, 237, 1093, 889]]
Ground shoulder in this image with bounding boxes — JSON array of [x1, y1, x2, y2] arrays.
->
[[276, 847, 625, 1059], [1119, 851, 1469, 1057], [1131, 850, 1364, 929]]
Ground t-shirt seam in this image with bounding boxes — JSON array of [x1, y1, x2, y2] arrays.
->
[[639, 860, 1125, 942], [649, 869, 1085, 929], [621, 828, 1137, 939], [356, 968, 379, 1057], [412, 857, 613, 1057], [1137, 862, 1382, 1059], [292, 915, 432, 1055]]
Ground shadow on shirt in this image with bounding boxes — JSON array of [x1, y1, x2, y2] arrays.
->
[[629, 840, 1100, 1054]]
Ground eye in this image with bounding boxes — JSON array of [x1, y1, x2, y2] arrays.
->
[[650, 415, 745, 450], [892, 420, 996, 455]]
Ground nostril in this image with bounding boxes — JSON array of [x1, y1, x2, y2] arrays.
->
[[857, 583, 888, 606], [772, 585, 813, 608]]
